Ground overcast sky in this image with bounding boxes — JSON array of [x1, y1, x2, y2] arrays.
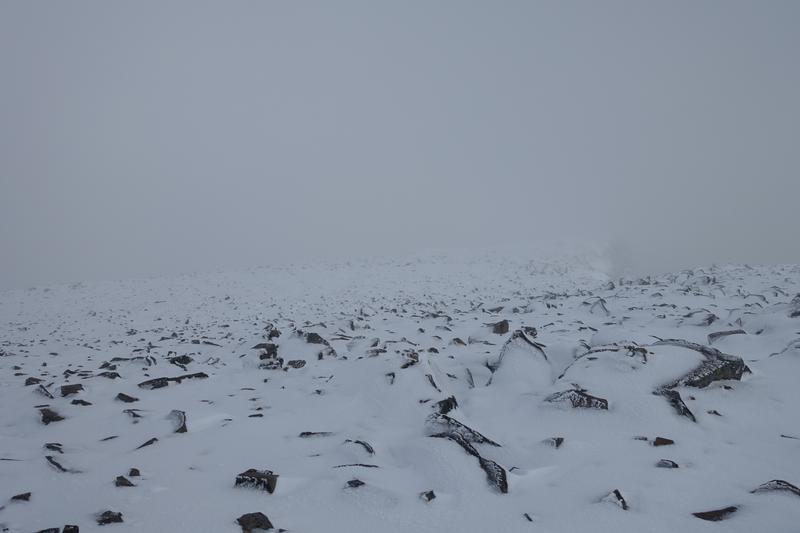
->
[[1, 1, 798, 288]]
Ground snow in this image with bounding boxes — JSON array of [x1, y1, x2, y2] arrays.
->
[[1, 250, 799, 532]]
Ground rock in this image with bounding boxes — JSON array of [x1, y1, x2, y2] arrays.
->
[[420, 490, 436, 502], [39, 408, 64, 425], [431, 431, 508, 493], [116, 393, 139, 403], [653, 437, 675, 446], [751, 479, 800, 497], [44, 442, 63, 453], [169, 355, 194, 367], [490, 320, 510, 335], [237, 512, 273, 532], [63, 526, 79, 533], [36, 384, 54, 399], [542, 437, 564, 448], [285, 359, 306, 369], [235, 469, 279, 494], [34, 529, 60, 533], [129, 468, 141, 477], [256, 344, 279, 359], [114, 476, 135, 487], [96, 371, 121, 379], [298, 431, 333, 438], [11, 492, 31, 501], [708, 329, 746, 344], [344, 439, 375, 455], [436, 396, 458, 415], [24, 377, 42, 386], [427, 413, 501, 446], [544, 389, 608, 410], [71, 399, 92, 406], [656, 459, 679, 468], [60, 384, 84, 397], [136, 437, 158, 449], [96, 510, 123, 525], [168, 410, 188, 433], [137, 372, 208, 390], [654, 389, 696, 422], [692, 506, 738, 521], [602, 489, 629, 510], [346, 479, 365, 488]]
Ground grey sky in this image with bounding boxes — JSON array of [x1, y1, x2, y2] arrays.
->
[[1, 1, 798, 288]]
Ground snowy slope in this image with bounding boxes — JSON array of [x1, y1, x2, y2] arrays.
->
[[1, 250, 800, 532]]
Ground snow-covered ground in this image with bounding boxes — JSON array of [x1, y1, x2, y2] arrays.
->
[[1, 250, 799, 532]]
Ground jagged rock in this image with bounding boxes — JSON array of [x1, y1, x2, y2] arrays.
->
[[655, 389, 696, 422], [44, 442, 63, 453], [420, 490, 436, 502], [345, 439, 375, 455], [237, 512, 273, 532], [136, 437, 158, 449], [656, 459, 679, 468], [11, 492, 31, 501], [71, 399, 92, 406], [692, 506, 738, 521], [490, 320, 509, 335], [138, 372, 208, 390], [542, 437, 564, 448], [63, 526, 79, 533], [431, 431, 508, 493], [25, 377, 42, 386], [789, 294, 800, 318], [602, 489, 629, 510], [708, 329, 746, 344], [286, 359, 306, 369], [39, 408, 64, 425], [235, 469, 279, 493], [299, 431, 333, 438], [60, 384, 84, 397], [115, 476, 135, 487], [427, 413, 501, 446], [123, 408, 143, 419], [168, 410, 188, 433], [346, 479, 365, 488], [751, 479, 800, 497], [451, 337, 466, 346], [34, 529, 59, 533], [436, 396, 458, 415], [544, 389, 608, 410], [96, 510, 123, 525], [116, 393, 139, 403], [259, 359, 283, 370], [488, 328, 546, 374], [653, 437, 675, 446], [169, 355, 194, 368], [671, 356, 751, 389], [297, 330, 337, 357], [129, 468, 141, 477], [256, 344, 279, 359], [36, 384, 54, 399], [96, 371, 121, 379], [46, 455, 79, 473]]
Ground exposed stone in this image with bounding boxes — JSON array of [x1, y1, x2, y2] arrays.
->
[[602, 489, 629, 510], [168, 410, 188, 433], [60, 384, 84, 397], [129, 468, 141, 477], [136, 437, 158, 450], [115, 476, 135, 487], [490, 320, 510, 335], [235, 469, 279, 494], [692, 506, 738, 521], [39, 408, 64, 425], [96, 510, 123, 525], [654, 389, 696, 422], [656, 459, 679, 468], [544, 389, 608, 410], [237, 512, 273, 532], [138, 372, 208, 390], [116, 393, 139, 403], [285, 359, 306, 369], [420, 490, 436, 502], [346, 479, 365, 488], [653, 437, 675, 446], [11, 492, 31, 502], [751, 479, 800, 497], [436, 396, 458, 415]]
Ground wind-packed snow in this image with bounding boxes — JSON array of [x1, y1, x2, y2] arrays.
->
[[1, 250, 799, 532]]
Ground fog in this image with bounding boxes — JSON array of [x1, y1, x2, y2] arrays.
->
[[1, 1, 798, 289]]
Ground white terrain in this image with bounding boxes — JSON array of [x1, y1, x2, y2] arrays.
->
[[1, 249, 799, 532]]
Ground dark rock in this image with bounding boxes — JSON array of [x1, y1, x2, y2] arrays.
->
[[25, 377, 42, 386], [71, 399, 92, 406], [299, 431, 333, 438], [96, 371, 121, 379], [169, 355, 194, 367], [420, 490, 436, 502], [60, 384, 84, 397], [39, 408, 64, 425], [603, 489, 629, 510], [544, 389, 608, 410], [256, 344, 279, 359], [45, 455, 80, 473], [436, 396, 458, 415], [11, 492, 31, 501], [96, 510, 123, 525], [653, 437, 675, 446], [427, 413, 501, 446], [168, 410, 187, 433], [259, 359, 283, 370], [656, 459, 679, 468], [44, 442, 63, 453], [63, 526, 79, 533], [129, 468, 141, 477], [136, 437, 158, 450], [346, 479, 365, 488], [116, 393, 139, 403], [490, 320, 510, 335], [123, 408, 143, 419], [708, 329, 746, 344], [115, 476, 135, 487], [286, 359, 306, 369], [344, 439, 375, 455], [751, 479, 800, 497], [543, 437, 564, 448], [36, 384, 54, 399], [235, 469, 279, 494], [237, 512, 273, 532], [692, 506, 738, 521], [138, 372, 208, 390], [34, 529, 60, 533], [655, 389, 696, 422], [431, 431, 508, 493]]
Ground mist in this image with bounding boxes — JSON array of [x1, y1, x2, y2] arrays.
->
[[1, 0, 798, 289]]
